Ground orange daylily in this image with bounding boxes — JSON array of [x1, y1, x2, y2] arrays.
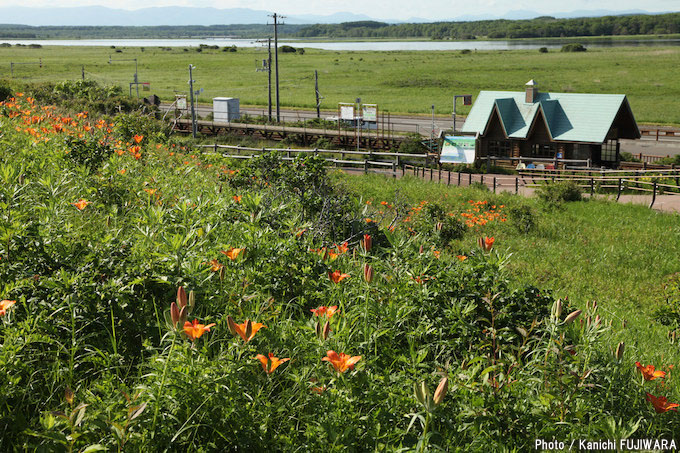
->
[[457, 255, 468, 261], [310, 305, 339, 318], [328, 270, 350, 283], [636, 362, 666, 381], [478, 236, 495, 252], [207, 259, 224, 272], [322, 350, 361, 374], [132, 134, 144, 144], [232, 195, 242, 203], [254, 353, 290, 374], [0, 299, 16, 316], [227, 316, 265, 343], [183, 319, 216, 341], [221, 248, 244, 260], [72, 199, 92, 211], [645, 393, 680, 413]]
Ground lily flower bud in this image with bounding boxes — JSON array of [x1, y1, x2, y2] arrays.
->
[[565, 309, 582, 325], [433, 376, 448, 406], [170, 302, 180, 327], [322, 320, 330, 340], [176, 286, 187, 309], [615, 342, 624, 360], [363, 263, 374, 283]]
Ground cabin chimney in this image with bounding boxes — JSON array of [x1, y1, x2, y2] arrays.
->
[[525, 79, 538, 103]]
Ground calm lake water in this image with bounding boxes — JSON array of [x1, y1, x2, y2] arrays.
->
[[3, 38, 680, 51]]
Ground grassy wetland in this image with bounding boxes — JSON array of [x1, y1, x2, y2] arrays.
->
[[1, 43, 680, 124]]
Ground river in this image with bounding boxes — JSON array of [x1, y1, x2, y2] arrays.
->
[[3, 37, 680, 51]]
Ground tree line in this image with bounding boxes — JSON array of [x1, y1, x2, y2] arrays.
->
[[294, 13, 680, 39]]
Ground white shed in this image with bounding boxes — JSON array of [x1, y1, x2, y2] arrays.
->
[[213, 97, 240, 122]]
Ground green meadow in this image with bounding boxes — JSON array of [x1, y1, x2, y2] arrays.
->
[[2, 44, 680, 124]]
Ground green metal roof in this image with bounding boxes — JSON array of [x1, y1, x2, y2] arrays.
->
[[461, 90, 638, 144]]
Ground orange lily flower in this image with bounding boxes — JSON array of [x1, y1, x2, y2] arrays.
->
[[232, 195, 242, 203], [227, 316, 265, 343], [636, 362, 666, 381], [183, 319, 216, 341], [645, 393, 680, 413], [254, 353, 290, 374], [310, 305, 339, 318], [336, 242, 349, 254], [478, 236, 495, 252], [132, 134, 144, 144], [0, 299, 16, 316], [207, 259, 224, 272], [72, 199, 92, 211], [328, 270, 350, 283], [457, 255, 468, 261], [322, 350, 361, 374], [221, 247, 244, 260]]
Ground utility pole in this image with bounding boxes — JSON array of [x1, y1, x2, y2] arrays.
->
[[267, 38, 272, 121], [315, 70, 321, 119], [189, 64, 197, 138], [431, 104, 435, 153], [269, 13, 284, 122]]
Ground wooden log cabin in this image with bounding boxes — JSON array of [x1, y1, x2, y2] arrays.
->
[[460, 80, 641, 168]]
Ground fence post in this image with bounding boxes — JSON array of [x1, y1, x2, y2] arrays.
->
[[364, 160, 368, 174], [515, 177, 519, 194], [447, 170, 451, 186], [438, 166, 441, 183], [493, 177, 497, 193], [481, 174, 484, 186], [430, 168, 433, 181], [651, 181, 657, 208], [616, 178, 622, 201], [458, 172, 461, 186], [590, 178, 594, 196], [214, 143, 218, 153], [468, 173, 472, 186], [392, 162, 397, 179]]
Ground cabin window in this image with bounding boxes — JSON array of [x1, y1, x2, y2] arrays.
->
[[600, 140, 618, 162], [530, 143, 555, 158], [488, 140, 511, 157]]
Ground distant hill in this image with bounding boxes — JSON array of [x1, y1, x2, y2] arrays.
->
[[0, 5, 667, 27]]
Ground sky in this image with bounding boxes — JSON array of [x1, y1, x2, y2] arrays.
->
[[0, 0, 678, 21]]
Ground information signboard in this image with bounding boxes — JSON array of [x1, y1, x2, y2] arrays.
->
[[440, 136, 476, 164], [339, 103, 355, 120], [362, 104, 378, 122]]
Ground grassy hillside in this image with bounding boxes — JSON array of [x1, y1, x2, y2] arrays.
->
[[1, 92, 680, 450], [1, 44, 679, 124]]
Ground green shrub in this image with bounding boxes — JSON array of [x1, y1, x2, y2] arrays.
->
[[280, 45, 297, 53], [64, 136, 113, 172], [0, 82, 11, 102], [620, 151, 642, 163], [508, 204, 537, 233], [538, 47, 549, 53], [561, 43, 587, 52], [537, 180, 583, 203]]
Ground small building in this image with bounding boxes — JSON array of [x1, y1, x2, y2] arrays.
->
[[460, 80, 640, 168], [213, 97, 240, 122]]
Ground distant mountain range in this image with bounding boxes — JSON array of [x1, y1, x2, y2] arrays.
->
[[0, 6, 664, 27]]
